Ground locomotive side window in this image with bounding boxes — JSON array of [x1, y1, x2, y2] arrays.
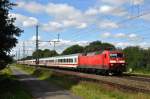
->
[[104, 54, 106, 58]]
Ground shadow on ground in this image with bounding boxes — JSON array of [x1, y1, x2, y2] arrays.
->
[[0, 73, 31, 99]]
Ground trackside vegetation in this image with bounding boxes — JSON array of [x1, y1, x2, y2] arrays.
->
[[123, 46, 150, 74], [0, 66, 31, 99], [16, 64, 150, 99]]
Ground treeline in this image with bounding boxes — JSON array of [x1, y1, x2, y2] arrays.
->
[[22, 41, 150, 72], [123, 46, 150, 71], [21, 49, 58, 60]]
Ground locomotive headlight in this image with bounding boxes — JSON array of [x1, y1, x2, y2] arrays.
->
[[111, 64, 114, 66]]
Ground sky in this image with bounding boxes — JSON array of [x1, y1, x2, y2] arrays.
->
[[9, 0, 150, 58]]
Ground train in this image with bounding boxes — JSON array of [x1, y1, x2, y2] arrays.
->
[[17, 50, 126, 75]]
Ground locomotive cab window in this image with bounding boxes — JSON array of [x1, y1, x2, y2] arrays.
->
[[110, 53, 123, 58]]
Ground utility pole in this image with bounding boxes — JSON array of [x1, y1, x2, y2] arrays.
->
[[18, 48, 20, 60], [22, 41, 25, 63], [35, 25, 39, 66], [52, 33, 60, 50], [15, 51, 17, 60]]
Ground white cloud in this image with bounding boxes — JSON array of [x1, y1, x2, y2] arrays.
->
[[112, 41, 150, 49], [31, 35, 41, 41], [9, 13, 38, 27], [101, 0, 128, 6], [101, 0, 144, 6], [23, 17, 38, 27], [98, 5, 127, 16], [45, 3, 81, 20], [17, 1, 45, 13], [101, 32, 111, 38], [99, 5, 112, 13], [128, 33, 141, 41], [41, 21, 63, 32], [113, 42, 131, 48], [133, 0, 144, 5], [62, 20, 87, 29], [140, 14, 150, 21], [115, 33, 126, 38], [85, 8, 98, 16], [101, 32, 142, 41], [99, 20, 119, 29]]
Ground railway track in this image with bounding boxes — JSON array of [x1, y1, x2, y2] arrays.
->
[[120, 75, 150, 83], [24, 65, 150, 94], [42, 67, 150, 94]]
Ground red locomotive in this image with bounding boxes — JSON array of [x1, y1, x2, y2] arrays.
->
[[18, 50, 126, 75]]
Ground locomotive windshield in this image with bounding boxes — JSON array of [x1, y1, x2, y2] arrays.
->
[[110, 53, 123, 58]]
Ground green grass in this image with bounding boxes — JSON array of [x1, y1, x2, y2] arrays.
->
[[0, 66, 32, 99], [126, 68, 150, 76], [16, 64, 150, 99]]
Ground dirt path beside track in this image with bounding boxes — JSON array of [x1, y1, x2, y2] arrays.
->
[[10, 66, 81, 99]]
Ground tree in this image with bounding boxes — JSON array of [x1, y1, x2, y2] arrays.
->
[[0, 0, 22, 69], [62, 45, 84, 55], [32, 49, 58, 58], [84, 41, 115, 53], [49, 50, 58, 57], [43, 49, 58, 57], [123, 46, 145, 70], [32, 49, 43, 58]]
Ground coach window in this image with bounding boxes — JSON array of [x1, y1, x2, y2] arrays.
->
[[69, 59, 71, 63], [66, 59, 68, 63], [74, 58, 77, 63], [70, 59, 72, 63]]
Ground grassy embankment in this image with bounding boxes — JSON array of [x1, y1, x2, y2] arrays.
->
[[16, 64, 150, 99], [126, 68, 150, 76], [0, 66, 32, 99]]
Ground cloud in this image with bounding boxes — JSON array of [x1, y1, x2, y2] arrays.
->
[[101, 0, 144, 6], [62, 20, 87, 29], [98, 20, 119, 29], [101, 32, 111, 38], [23, 17, 38, 27], [113, 42, 131, 48], [128, 33, 142, 41], [112, 41, 150, 49], [9, 13, 38, 27], [101, 0, 128, 6], [41, 21, 63, 32], [101, 32, 142, 41], [98, 5, 127, 16], [133, 0, 144, 5], [31, 35, 41, 41], [99, 5, 112, 13], [115, 33, 126, 38], [17, 1, 45, 13], [85, 8, 99, 16], [16, 1, 83, 20]]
